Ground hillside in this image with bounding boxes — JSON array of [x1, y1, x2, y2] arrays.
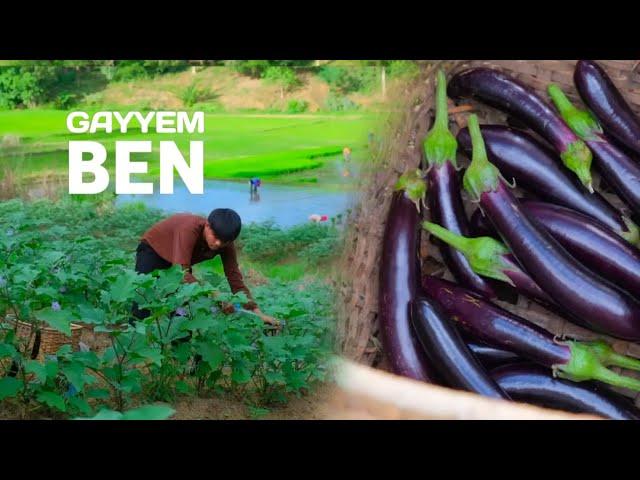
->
[[79, 66, 396, 112]]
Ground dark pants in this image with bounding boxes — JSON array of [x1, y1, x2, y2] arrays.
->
[[131, 241, 171, 322]]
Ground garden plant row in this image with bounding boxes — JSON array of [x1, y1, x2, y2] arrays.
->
[[0, 198, 334, 419]]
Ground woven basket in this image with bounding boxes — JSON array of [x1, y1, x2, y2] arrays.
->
[[2, 314, 83, 362], [336, 60, 640, 410]]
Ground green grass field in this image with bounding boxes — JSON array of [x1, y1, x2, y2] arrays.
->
[[0, 110, 375, 186]]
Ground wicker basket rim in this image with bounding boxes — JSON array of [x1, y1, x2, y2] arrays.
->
[[3, 316, 84, 332]]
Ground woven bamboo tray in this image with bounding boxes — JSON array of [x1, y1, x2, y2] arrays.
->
[[2, 314, 83, 362], [336, 60, 640, 413]]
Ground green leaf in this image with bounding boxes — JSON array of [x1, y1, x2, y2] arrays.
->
[[56, 344, 73, 357], [45, 360, 59, 379], [135, 346, 163, 366], [154, 266, 184, 295], [41, 251, 65, 265], [0, 343, 17, 359], [72, 351, 100, 370], [109, 270, 140, 303], [226, 331, 249, 348], [121, 404, 175, 421], [62, 362, 94, 391], [25, 360, 48, 383], [67, 397, 92, 416], [231, 361, 251, 384], [37, 391, 66, 412], [264, 370, 286, 385], [76, 409, 123, 420], [35, 286, 59, 299], [197, 342, 225, 370], [184, 312, 214, 331], [76, 303, 106, 324], [86, 388, 111, 400], [35, 308, 72, 336], [175, 380, 193, 394], [0, 377, 22, 400], [262, 336, 287, 358]]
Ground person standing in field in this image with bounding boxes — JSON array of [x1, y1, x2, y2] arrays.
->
[[342, 146, 352, 177], [249, 178, 261, 202], [131, 209, 279, 327]]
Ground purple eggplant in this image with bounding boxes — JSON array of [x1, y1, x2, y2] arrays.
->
[[574, 60, 640, 158], [524, 201, 640, 301], [421, 275, 640, 391], [422, 221, 553, 306], [470, 208, 497, 238], [456, 125, 638, 244], [410, 296, 509, 398], [448, 67, 594, 190], [423, 70, 495, 297], [471, 201, 640, 301], [467, 342, 521, 368], [463, 114, 640, 341], [492, 363, 640, 420], [549, 84, 640, 218], [378, 181, 434, 382]]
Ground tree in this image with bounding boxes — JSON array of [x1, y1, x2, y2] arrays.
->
[[262, 66, 300, 99]]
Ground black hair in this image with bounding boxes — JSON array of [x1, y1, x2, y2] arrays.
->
[[207, 208, 242, 242]]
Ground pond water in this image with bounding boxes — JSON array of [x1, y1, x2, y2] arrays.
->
[[115, 180, 358, 227]]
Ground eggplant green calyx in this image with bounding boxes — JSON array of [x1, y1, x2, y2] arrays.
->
[[547, 84, 595, 192], [620, 216, 640, 246], [548, 84, 604, 141], [463, 114, 501, 201], [557, 341, 640, 391], [560, 141, 594, 193], [423, 70, 458, 168], [422, 221, 516, 284], [395, 168, 427, 210]]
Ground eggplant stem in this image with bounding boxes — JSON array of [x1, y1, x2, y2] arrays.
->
[[606, 351, 640, 372], [422, 221, 471, 255], [422, 220, 514, 284], [434, 70, 449, 131], [592, 365, 640, 392], [423, 70, 458, 168], [463, 114, 501, 201], [562, 341, 640, 391]]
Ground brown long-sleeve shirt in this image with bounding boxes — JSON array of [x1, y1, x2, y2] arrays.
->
[[141, 213, 256, 309]]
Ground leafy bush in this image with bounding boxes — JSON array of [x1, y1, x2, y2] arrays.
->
[[180, 83, 210, 108], [226, 60, 313, 78], [238, 221, 341, 265], [285, 99, 309, 113], [262, 66, 300, 95], [387, 60, 420, 79], [317, 65, 362, 94], [0, 67, 41, 109], [112, 62, 149, 81], [112, 60, 189, 82], [323, 93, 359, 112], [53, 93, 77, 110]]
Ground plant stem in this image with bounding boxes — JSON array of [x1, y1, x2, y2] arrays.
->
[[422, 221, 471, 255], [434, 70, 449, 130]]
